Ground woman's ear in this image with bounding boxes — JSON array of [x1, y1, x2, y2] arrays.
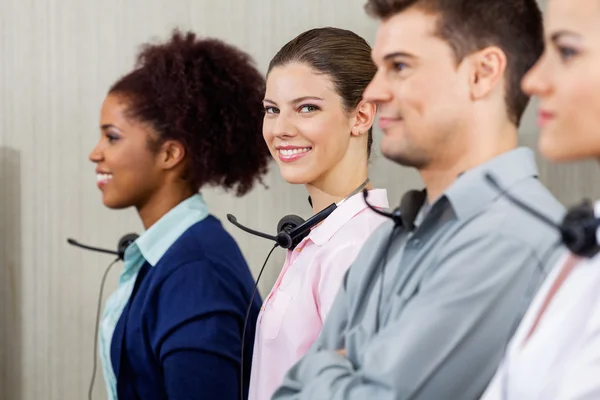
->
[[159, 139, 186, 170], [351, 99, 377, 137]]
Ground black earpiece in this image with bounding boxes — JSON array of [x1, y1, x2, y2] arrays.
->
[[229, 178, 372, 250], [485, 172, 600, 258], [227, 203, 337, 250], [67, 233, 140, 261]]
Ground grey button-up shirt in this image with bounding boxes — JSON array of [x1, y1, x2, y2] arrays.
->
[[273, 148, 566, 400]]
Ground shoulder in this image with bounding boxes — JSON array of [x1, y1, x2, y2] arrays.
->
[[458, 177, 564, 261], [160, 215, 247, 268], [150, 215, 254, 295], [307, 208, 389, 272], [329, 219, 397, 286], [326, 209, 388, 249]]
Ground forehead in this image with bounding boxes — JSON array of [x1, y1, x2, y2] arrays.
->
[[100, 94, 152, 134], [546, 0, 600, 37], [372, 7, 442, 62], [101, 94, 129, 120], [265, 62, 336, 99]]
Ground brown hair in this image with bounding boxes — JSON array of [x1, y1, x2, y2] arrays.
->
[[364, 0, 544, 126], [109, 29, 270, 196], [268, 27, 377, 157]]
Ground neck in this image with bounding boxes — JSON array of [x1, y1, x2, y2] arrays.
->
[[137, 184, 195, 230], [420, 123, 518, 203], [306, 173, 371, 214]]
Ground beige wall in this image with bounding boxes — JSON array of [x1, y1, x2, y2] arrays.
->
[[1, 0, 597, 399]]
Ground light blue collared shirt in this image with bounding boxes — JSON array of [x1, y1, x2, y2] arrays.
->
[[99, 194, 210, 400]]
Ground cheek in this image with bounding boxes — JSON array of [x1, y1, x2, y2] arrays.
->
[[110, 147, 157, 191], [541, 70, 600, 160], [298, 118, 334, 146], [300, 115, 350, 160], [400, 71, 460, 118], [262, 117, 274, 142], [262, 119, 277, 155], [396, 72, 463, 137]]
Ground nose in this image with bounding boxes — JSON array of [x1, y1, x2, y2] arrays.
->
[[521, 53, 552, 98], [88, 140, 104, 163], [270, 112, 298, 139], [363, 69, 393, 105]]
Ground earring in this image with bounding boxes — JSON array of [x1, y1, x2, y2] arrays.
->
[[358, 131, 363, 135]]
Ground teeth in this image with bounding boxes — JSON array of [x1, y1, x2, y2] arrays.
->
[[279, 148, 311, 156], [96, 173, 113, 182]]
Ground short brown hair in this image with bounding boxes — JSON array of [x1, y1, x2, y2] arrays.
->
[[110, 30, 270, 196], [364, 0, 544, 126], [268, 27, 377, 157]]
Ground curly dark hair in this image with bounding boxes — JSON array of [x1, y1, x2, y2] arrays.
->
[[109, 29, 271, 196]]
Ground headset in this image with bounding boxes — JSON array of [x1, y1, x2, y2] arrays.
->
[[361, 170, 600, 337], [227, 177, 371, 250], [67, 234, 139, 261], [229, 177, 371, 400], [484, 173, 600, 258], [67, 233, 139, 400], [362, 188, 426, 332]]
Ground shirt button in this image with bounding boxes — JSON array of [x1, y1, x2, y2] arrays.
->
[[412, 238, 421, 248]]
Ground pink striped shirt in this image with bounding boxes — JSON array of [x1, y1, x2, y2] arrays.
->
[[248, 189, 389, 400]]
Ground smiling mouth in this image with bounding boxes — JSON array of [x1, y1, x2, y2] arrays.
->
[[96, 173, 113, 185], [277, 147, 312, 163], [278, 147, 311, 156]]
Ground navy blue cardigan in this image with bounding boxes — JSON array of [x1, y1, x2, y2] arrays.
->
[[110, 216, 262, 399]]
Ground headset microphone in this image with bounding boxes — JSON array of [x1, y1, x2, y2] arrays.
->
[[280, 203, 337, 248], [227, 178, 371, 250], [484, 172, 600, 258], [66, 233, 138, 400], [227, 207, 337, 250], [67, 233, 139, 261]]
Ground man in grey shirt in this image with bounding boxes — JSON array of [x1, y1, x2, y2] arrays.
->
[[273, 1, 565, 399]]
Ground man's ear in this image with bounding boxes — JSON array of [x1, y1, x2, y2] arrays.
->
[[468, 46, 507, 100]]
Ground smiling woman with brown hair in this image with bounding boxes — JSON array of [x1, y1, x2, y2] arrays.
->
[[248, 27, 389, 400], [88, 30, 270, 400]]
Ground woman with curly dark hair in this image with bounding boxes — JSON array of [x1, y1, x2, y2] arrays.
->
[[88, 30, 269, 400]]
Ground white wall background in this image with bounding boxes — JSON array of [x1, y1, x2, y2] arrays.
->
[[1, 0, 598, 399]]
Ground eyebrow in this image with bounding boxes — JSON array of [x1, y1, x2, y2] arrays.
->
[[100, 124, 119, 131], [383, 51, 416, 61], [550, 30, 581, 43], [263, 96, 325, 105]]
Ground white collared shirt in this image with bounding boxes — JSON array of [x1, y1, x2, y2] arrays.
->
[[482, 246, 600, 400]]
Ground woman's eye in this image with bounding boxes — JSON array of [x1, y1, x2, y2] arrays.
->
[[393, 62, 407, 72], [557, 45, 578, 62], [299, 104, 319, 113]]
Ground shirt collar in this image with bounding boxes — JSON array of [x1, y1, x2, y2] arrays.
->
[[131, 194, 210, 266], [308, 188, 389, 246], [443, 147, 539, 220]]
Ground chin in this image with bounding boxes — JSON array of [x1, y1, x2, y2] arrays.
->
[[381, 146, 427, 168], [539, 142, 594, 163], [538, 131, 571, 162], [278, 167, 316, 185], [102, 195, 133, 210]]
